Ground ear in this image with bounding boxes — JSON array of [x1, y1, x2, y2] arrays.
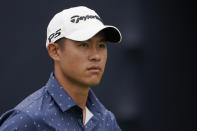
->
[[47, 43, 61, 61]]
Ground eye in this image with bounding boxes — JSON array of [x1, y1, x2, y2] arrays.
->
[[79, 43, 89, 47], [98, 43, 107, 48]]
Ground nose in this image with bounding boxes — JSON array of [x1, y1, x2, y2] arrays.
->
[[88, 47, 101, 62]]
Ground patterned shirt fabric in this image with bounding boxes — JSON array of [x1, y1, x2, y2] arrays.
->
[[0, 73, 121, 131]]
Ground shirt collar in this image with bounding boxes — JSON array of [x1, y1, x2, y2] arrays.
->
[[46, 73, 77, 112], [87, 89, 105, 114], [45, 72, 105, 114]]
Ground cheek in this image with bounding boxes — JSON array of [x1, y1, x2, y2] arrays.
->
[[60, 50, 89, 78], [102, 51, 108, 67], [62, 54, 86, 71]]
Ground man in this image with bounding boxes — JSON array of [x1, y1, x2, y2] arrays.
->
[[0, 6, 122, 130]]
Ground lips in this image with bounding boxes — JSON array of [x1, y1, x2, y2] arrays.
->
[[87, 66, 101, 73]]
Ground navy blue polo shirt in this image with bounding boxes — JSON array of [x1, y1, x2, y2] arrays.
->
[[0, 73, 121, 131]]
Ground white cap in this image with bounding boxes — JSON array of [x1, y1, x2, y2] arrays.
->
[[46, 6, 122, 47]]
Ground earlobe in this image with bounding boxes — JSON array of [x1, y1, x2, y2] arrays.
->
[[47, 43, 60, 61]]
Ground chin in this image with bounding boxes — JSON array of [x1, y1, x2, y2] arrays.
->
[[88, 82, 100, 87], [80, 75, 103, 87], [86, 79, 101, 87]]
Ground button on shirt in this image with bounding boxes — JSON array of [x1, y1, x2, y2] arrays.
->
[[0, 73, 121, 131]]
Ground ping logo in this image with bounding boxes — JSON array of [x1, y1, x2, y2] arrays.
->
[[70, 15, 102, 23], [48, 29, 61, 42]]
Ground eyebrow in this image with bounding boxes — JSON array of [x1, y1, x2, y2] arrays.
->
[[99, 38, 106, 42]]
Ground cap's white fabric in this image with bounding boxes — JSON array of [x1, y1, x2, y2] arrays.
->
[[46, 6, 122, 47]]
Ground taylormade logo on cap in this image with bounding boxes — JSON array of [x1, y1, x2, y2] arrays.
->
[[46, 6, 122, 47], [70, 15, 102, 23]]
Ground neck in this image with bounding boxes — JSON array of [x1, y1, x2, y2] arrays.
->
[[54, 68, 89, 110]]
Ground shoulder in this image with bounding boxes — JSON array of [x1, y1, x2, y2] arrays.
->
[[0, 109, 37, 130], [103, 109, 117, 122], [105, 110, 116, 120], [15, 87, 46, 111], [88, 89, 121, 130], [0, 87, 49, 130], [101, 109, 121, 130]]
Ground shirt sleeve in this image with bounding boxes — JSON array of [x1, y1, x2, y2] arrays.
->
[[0, 109, 37, 131]]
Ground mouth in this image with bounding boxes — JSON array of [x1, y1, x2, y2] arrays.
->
[[87, 66, 101, 73]]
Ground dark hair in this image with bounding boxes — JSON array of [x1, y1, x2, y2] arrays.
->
[[55, 37, 66, 50]]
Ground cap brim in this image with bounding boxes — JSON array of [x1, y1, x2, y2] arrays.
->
[[65, 25, 122, 43]]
